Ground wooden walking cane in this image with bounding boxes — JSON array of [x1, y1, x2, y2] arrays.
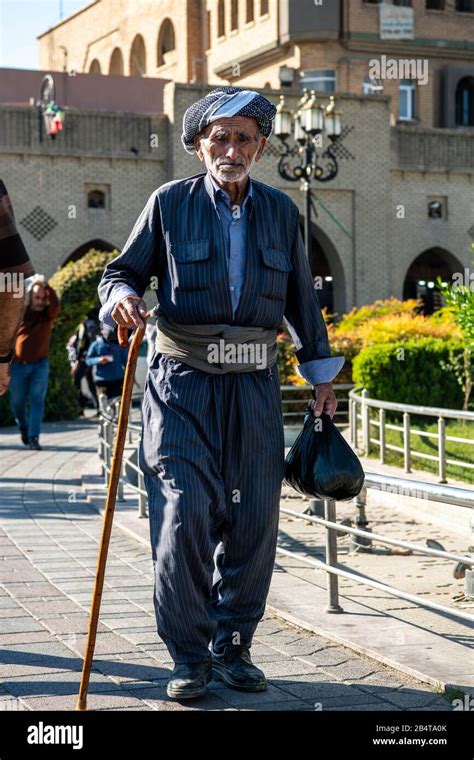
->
[[76, 319, 148, 711]]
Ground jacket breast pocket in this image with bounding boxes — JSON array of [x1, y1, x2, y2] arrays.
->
[[259, 247, 293, 301], [168, 240, 211, 292]]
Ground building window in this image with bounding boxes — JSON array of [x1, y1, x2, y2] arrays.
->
[[157, 19, 176, 66], [426, 0, 445, 8], [217, 0, 225, 37], [130, 34, 146, 76], [230, 0, 238, 30], [399, 79, 416, 120], [362, 74, 379, 95], [85, 189, 110, 209], [456, 0, 473, 11], [300, 69, 336, 93], [246, 0, 254, 23], [456, 77, 474, 126], [109, 48, 124, 75], [393, 0, 412, 5], [260, 0, 269, 14], [363, 0, 381, 4], [427, 198, 447, 219], [89, 59, 101, 74], [88, 190, 105, 209]]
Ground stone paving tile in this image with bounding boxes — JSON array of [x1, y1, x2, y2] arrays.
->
[[0, 422, 465, 712]]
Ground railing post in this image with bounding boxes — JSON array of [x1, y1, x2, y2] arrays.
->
[[324, 499, 343, 614], [354, 398, 359, 450], [103, 420, 111, 486], [403, 412, 411, 473], [362, 389, 370, 456], [379, 408, 386, 464], [438, 416, 447, 484], [117, 460, 125, 502]]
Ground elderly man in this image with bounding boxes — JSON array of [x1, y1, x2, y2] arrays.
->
[[98, 86, 344, 700], [0, 180, 35, 396]]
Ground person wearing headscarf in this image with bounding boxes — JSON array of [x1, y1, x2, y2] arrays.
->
[[0, 179, 35, 396], [97, 86, 345, 700]]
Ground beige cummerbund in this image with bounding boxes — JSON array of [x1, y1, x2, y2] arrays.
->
[[155, 314, 278, 374]]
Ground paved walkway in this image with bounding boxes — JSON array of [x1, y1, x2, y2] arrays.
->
[[0, 419, 464, 711]]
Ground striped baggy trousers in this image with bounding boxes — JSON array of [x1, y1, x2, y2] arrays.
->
[[139, 351, 286, 664]]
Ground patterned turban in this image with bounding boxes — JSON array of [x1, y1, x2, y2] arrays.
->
[[181, 86, 276, 154]]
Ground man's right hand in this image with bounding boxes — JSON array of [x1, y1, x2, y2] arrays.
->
[[111, 295, 148, 348]]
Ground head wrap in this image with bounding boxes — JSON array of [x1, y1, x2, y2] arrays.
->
[[181, 86, 276, 154]]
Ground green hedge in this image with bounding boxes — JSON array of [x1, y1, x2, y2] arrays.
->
[[352, 338, 468, 409], [0, 248, 118, 426]]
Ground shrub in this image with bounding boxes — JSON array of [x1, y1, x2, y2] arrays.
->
[[352, 338, 468, 409], [0, 248, 118, 426]]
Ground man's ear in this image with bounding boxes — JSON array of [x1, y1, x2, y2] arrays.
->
[[194, 135, 204, 161]]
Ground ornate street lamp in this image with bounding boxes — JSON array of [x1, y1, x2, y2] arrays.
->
[[36, 75, 65, 142], [274, 90, 343, 259]]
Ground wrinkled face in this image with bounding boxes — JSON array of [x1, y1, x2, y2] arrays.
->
[[30, 285, 48, 311], [195, 115, 267, 185]]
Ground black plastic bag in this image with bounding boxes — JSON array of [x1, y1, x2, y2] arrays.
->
[[284, 406, 365, 501]]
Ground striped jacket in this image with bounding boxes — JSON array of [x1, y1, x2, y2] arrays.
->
[[98, 172, 344, 380]]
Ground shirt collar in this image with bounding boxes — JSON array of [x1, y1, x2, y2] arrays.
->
[[204, 171, 253, 216]]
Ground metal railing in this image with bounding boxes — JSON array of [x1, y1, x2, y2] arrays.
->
[[95, 389, 474, 625], [349, 387, 474, 483], [282, 382, 353, 428], [278, 475, 474, 624]]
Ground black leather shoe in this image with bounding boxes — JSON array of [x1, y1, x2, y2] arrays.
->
[[19, 427, 29, 446], [166, 656, 212, 699], [29, 437, 42, 451], [211, 645, 267, 692]]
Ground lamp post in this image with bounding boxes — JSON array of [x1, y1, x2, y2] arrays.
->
[[274, 89, 343, 260], [37, 75, 65, 142]]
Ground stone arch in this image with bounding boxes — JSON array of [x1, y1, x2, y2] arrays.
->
[[403, 247, 463, 315], [157, 18, 176, 67], [89, 59, 101, 74], [62, 239, 117, 267], [299, 217, 347, 319], [109, 47, 124, 76], [130, 34, 146, 76]]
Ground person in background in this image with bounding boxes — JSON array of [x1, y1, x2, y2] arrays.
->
[[67, 315, 99, 413], [0, 179, 35, 396], [85, 325, 129, 400], [9, 275, 61, 450]]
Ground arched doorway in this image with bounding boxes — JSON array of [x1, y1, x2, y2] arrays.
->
[[299, 218, 346, 319], [130, 34, 146, 76], [157, 18, 176, 67], [403, 248, 462, 315], [89, 59, 101, 74], [109, 48, 124, 76], [62, 239, 116, 267]]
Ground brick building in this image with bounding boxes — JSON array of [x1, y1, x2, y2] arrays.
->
[[38, 0, 474, 129], [0, 1, 472, 317]]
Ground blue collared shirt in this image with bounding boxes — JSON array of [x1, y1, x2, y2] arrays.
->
[[207, 172, 252, 318]]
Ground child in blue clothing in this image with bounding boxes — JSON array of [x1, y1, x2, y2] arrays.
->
[[85, 326, 129, 399]]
